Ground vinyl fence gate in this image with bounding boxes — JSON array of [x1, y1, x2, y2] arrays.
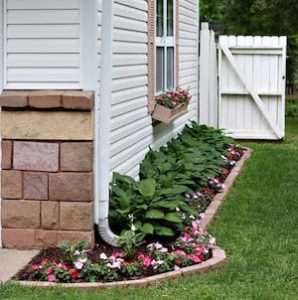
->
[[199, 23, 287, 140]]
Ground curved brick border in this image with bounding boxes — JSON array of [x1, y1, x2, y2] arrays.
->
[[13, 149, 251, 289], [201, 148, 252, 231]]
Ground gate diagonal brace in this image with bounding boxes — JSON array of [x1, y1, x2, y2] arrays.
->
[[220, 44, 283, 139]]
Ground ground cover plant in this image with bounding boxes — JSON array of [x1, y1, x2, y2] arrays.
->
[[110, 122, 243, 238], [2, 118, 297, 299], [14, 123, 243, 284]]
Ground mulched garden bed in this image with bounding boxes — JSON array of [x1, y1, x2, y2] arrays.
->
[[14, 124, 245, 284]]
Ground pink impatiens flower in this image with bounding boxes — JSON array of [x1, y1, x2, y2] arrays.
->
[[112, 251, 123, 258], [57, 263, 68, 271], [173, 249, 186, 255], [46, 266, 55, 275], [181, 233, 192, 242], [143, 256, 152, 267], [47, 274, 56, 282], [31, 264, 40, 270], [187, 254, 202, 263]]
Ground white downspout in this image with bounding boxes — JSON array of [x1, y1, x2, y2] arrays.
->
[[95, 0, 118, 246]]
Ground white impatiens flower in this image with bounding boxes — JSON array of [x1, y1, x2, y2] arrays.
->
[[174, 265, 181, 271], [176, 206, 181, 212], [159, 247, 168, 253], [154, 242, 163, 249], [107, 258, 123, 269], [74, 250, 81, 256], [100, 253, 108, 260], [209, 237, 216, 246], [74, 257, 88, 270], [74, 261, 84, 270]]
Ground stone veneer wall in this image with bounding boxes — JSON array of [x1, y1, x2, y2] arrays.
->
[[0, 91, 95, 249]]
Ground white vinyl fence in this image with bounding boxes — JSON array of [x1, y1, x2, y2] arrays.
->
[[200, 23, 287, 140]]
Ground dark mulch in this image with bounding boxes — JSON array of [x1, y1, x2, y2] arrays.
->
[[14, 242, 212, 282]]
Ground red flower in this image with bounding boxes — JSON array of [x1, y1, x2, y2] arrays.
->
[[41, 258, 49, 266], [182, 233, 191, 241], [46, 266, 55, 275], [175, 258, 183, 265], [187, 254, 201, 263], [69, 269, 78, 279], [137, 253, 145, 260], [112, 251, 123, 258], [31, 264, 40, 270], [122, 262, 129, 267]]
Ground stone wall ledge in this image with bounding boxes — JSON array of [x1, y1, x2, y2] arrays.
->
[[0, 90, 94, 111]]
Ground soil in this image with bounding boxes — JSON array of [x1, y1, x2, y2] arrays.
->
[[14, 243, 212, 282]]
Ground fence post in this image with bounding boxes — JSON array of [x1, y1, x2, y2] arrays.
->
[[199, 23, 210, 125], [199, 23, 218, 127]]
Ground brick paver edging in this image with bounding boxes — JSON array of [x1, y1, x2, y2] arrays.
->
[[13, 148, 251, 289]]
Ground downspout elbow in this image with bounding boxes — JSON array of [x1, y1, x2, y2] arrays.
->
[[98, 218, 119, 247]]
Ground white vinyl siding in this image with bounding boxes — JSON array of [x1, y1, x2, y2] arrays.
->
[[109, 0, 152, 179], [109, 0, 199, 179], [3, 0, 81, 89]]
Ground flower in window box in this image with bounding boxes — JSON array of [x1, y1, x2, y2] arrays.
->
[[152, 88, 192, 124]]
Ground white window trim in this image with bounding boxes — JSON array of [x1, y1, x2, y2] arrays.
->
[[155, 0, 176, 95]]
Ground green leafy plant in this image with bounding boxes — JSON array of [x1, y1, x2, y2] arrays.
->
[[110, 123, 235, 241], [110, 176, 197, 238], [57, 240, 88, 262]]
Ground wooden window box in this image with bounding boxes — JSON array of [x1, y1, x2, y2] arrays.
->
[[152, 102, 188, 124]]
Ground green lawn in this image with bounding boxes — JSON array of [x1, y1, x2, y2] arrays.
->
[[1, 118, 298, 300]]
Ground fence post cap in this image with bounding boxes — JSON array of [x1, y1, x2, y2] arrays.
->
[[201, 23, 209, 30]]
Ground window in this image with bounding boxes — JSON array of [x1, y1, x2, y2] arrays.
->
[[155, 0, 175, 94]]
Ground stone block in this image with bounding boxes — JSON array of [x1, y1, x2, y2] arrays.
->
[[2, 229, 35, 249], [35, 230, 57, 248], [60, 142, 93, 171], [29, 91, 62, 109], [60, 202, 93, 231], [2, 140, 12, 169], [23, 172, 48, 200], [1, 170, 22, 199], [49, 173, 93, 201], [2, 111, 93, 140], [41, 202, 59, 229], [14, 141, 59, 172], [1, 200, 40, 229], [62, 91, 93, 110], [0, 91, 28, 107], [57, 231, 94, 247]]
